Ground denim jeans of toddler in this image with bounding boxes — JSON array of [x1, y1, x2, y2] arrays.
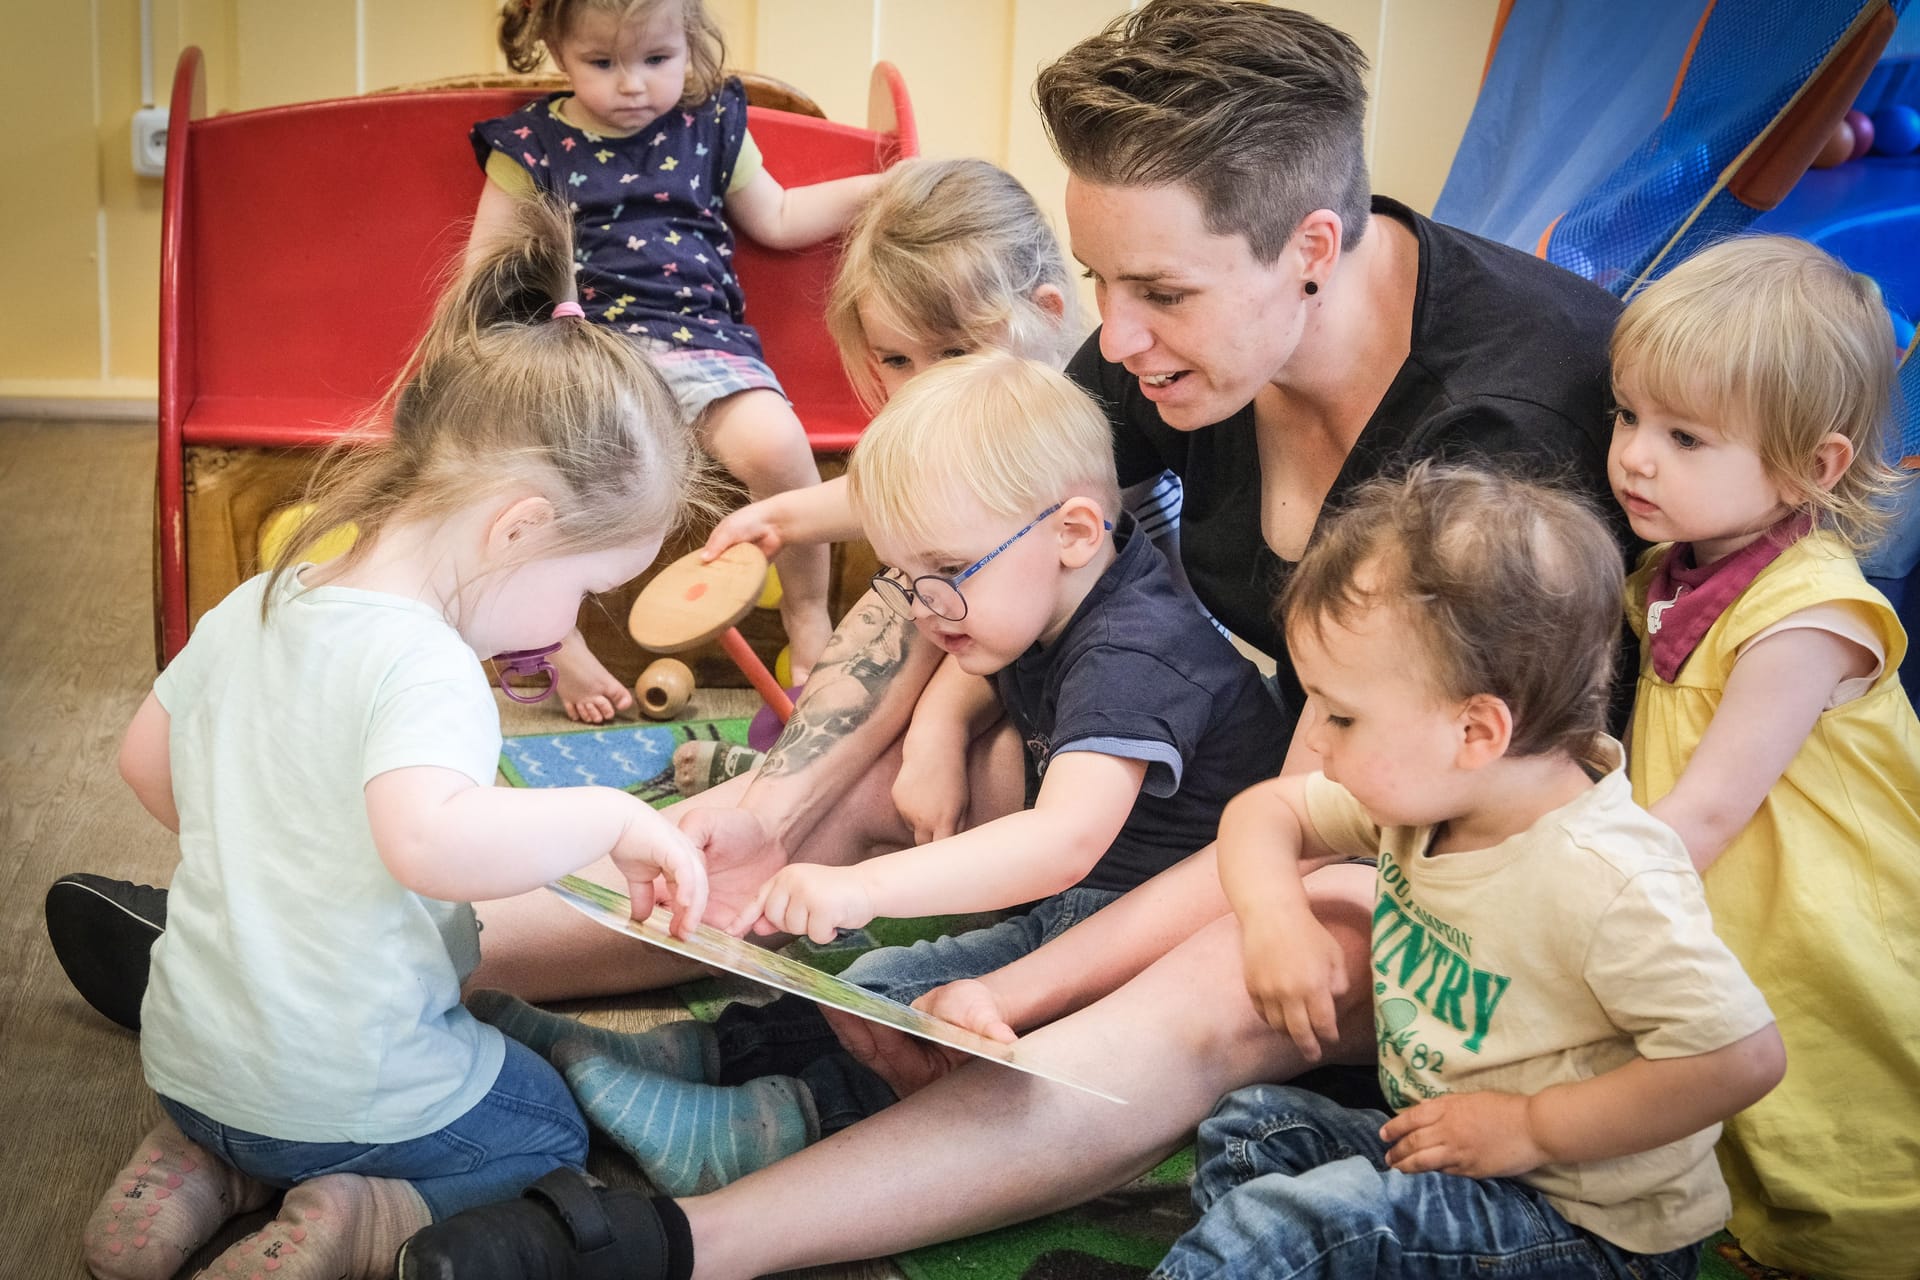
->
[[1152, 1085, 1700, 1280], [158, 1038, 587, 1221], [714, 886, 1123, 1134]]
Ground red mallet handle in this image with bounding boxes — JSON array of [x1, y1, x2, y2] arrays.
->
[[719, 627, 795, 723]]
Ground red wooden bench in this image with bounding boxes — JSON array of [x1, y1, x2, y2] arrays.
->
[[155, 47, 916, 667]]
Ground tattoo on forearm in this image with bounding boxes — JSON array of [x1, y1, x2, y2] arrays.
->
[[759, 603, 915, 779]]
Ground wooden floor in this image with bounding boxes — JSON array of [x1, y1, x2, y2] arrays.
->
[[0, 420, 891, 1279]]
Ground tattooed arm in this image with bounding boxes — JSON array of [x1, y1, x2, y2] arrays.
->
[[735, 589, 945, 855]]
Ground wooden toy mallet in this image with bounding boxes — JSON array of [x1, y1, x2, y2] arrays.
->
[[628, 544, 795, 724]]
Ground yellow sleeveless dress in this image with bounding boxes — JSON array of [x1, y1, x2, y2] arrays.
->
[[1627, 533, 1920, 1279]]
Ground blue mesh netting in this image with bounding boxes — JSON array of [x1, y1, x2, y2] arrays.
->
[[1545, 3, 1901, 293], [1899, 352, 1919, 464], [1440, 0, 1919, 513]]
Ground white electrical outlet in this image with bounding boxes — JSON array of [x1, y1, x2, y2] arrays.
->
[[132, 107, 170, 178]]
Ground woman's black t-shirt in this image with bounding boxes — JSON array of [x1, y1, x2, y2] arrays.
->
[[1070, 195, 1626, 715]]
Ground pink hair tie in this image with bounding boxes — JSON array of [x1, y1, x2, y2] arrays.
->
[[551, 301, 585, 320]]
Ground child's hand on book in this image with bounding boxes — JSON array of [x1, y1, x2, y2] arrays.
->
[[914, 979, 1017, 1044], [609, 805, 710, 939], [1239, 903, 1347, 1063], [823, 1005, 968, 1097], [1379, 1091, 1548, 1179], [732, 862, 875, 942]]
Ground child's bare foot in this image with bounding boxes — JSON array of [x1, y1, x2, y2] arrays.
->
[[552, 629, 633, 724], [202, 1173, 429, 1280], [778, 600, 832, 689], [84, 1118, 273, 1280], [672, 740, 763, 795]]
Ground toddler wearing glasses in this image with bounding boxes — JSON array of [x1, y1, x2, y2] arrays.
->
[[476, 351, 1285, 1193]]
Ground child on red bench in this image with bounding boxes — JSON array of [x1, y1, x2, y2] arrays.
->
[[471, 0, 882, 719]]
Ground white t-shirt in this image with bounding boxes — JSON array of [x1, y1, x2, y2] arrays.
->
[[1305, 737, 1774, 1255], [142, 569, 506, 1143]]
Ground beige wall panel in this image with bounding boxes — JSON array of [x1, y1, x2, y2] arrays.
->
[[1285, 0, 1382, 156], [709, 0, 759, 71], [1000, 1, 1130, 325], [100, 0, 166, 384], [877, 0, 1012, 162], [1371, 0, 1498, 214], [0, 0, 101, 384], [752, 0, 873, 125], [365, 0, 504, 91], [232, 0, 356, 110], [1287, 0, 1383, 73], [1003, 0, 1119, 185], [157, 0, 241, 112]]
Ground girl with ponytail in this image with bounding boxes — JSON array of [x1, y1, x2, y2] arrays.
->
[[80, 197, 714, 1280]]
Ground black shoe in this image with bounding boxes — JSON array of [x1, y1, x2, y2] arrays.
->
[[44, 873, 168, 1031], [397, 1169, 675, 1280]]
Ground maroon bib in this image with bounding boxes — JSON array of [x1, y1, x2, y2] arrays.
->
[[1643, 515, 1812, 682]]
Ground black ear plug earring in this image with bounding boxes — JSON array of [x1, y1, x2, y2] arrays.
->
[[1303, 280, 1319, 296]]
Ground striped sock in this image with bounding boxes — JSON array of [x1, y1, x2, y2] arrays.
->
[[556, 1043, 817, 1196], [671, 741, 763, 796], [467, 990, 717, 1081]]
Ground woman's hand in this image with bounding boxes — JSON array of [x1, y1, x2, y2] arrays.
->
[[823, 1006, 969, 1097], [913, 978, 1017, 1044], [892, 730, 971, 845], [1238, 904, 1348, 1063], [672, 805, 792, 923], [609, 804, 710, 939]]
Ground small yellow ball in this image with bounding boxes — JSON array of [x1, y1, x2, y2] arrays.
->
[[258, 503, 357, 567], [756, 564, 784, 610], [774, 645, 792, 689]]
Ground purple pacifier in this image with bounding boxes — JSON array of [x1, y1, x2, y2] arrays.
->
[[493, 641, 563, 704]]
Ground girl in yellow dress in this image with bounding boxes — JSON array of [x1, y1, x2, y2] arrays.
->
[[1608, 234, 1920, 1280]]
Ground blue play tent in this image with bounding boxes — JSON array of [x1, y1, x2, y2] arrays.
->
[[1436, 0, 1919, 677]]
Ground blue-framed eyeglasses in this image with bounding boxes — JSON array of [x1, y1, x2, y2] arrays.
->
[[871, 502, 1065, 622]]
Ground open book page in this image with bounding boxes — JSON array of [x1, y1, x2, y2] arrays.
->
[[547, 875, 1126, 1104]]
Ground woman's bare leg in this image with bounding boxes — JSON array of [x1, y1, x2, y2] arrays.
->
[[680, 862, 1378, 1279]]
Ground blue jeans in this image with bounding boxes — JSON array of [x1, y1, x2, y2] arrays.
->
[[715, 888, 1123, 1134], [158, 1038, 587, 1221], [1152, 1086, 1700, 1280], [839, 886, 1123, 1002]]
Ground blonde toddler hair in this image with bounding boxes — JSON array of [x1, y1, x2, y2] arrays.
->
[[499, 0, 727, 106], [266, 196, 714, 614], [846, 352, 1120, 550], [1611, 235, 1903, 553], [826, 158, 1079, 410]]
